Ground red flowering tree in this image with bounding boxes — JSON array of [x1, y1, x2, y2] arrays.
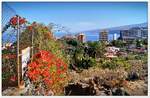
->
[[10, 16, 26, 28], [27, 50, 68, 95], [19, 22, 69, 95]]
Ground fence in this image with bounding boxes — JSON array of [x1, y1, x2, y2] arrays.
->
[[2, 2, 31, 89], [2, 2, 17, 44]]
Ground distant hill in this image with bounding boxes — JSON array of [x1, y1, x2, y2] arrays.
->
[[83, 22, 148, 34]]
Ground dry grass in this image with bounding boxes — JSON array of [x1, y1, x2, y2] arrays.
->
[[123, 80, 148, 95], [67, 66, 148, 95], [68, 67, 128, 83]]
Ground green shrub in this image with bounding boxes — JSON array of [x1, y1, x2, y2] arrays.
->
[[135, 55, 142, 60], [100, 57, 131, 70], [125, 54, 135, 60], [115, 57, 131, 70], [76, 57, 96, 69], [66, 39, 78, 47], [101, 59, 118, 69], [120, 61, 131, 70]]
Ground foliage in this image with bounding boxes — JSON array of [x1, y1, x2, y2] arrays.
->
[[115, 57, 131, 70], [110, 40, 125, 48], [135, 53, 148, 64], [135, 39, 143, 48], [124, 52, 147, 64], [2, 58, 17, 86], [101, 59, 118, 69], [20, 22, 69, 65], [76, 57, 96, 69], [66, 38, 78, 47], [19, 22, 69, 95], [86, 41, 106, 58], [142, 54, 148, 64], [62, 39, 98, 70], [27, 50, 68, 95], [100, 57, 131, 70], [2, 44, 17, 87], [125, 53, 135, 60], [142, 39, 148, 45], [72, 46, 92, 69]]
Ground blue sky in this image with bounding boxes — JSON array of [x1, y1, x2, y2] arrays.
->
[[3, 2, 148, 33]]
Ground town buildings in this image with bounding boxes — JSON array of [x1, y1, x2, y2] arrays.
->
[[120, 27, 148, 41], [104, 46, 120, 58], [76, 33, 86, 43], [113, 33, 117, 40], [99, 30, 108, 42]]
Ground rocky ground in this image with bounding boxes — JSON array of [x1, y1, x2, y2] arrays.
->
[[65, 76, 147, 96], [65, 67, 148, 96]]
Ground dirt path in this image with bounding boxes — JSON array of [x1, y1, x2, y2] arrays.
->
[[2, 87, 26, 96]]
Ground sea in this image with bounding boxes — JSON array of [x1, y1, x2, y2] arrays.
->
[[2, 30, 120, 43]]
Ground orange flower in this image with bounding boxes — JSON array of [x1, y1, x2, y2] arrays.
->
[[27, 26, 32, 31], [10, 16, 26, 26], [27, 50, 67, 87]]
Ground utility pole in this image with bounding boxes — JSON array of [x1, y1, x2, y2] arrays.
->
[[31, 26, 34, 61], [17, 15, 20, 88]]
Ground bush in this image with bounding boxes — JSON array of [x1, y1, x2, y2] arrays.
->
[[125, 54, 135, 60], [115, 58, 131, 70], [100, 57, 131, 70], [142, 55, 148, 64], [87, 41, 106, 58], [101, 59, 118, 69], [66, 39, 78, 47], [27, 50, 68, 95], [75, 56, 96, 69], [135, 55, 142, 60], [2, 58, 17, 85], [135, 54, 148, 64], [110, 40, 125, 48]]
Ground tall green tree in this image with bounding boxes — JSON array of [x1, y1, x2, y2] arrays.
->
[[87, 41, 106, 58], [110, 40, 125, 48]]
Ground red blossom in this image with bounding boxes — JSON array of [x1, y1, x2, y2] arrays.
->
[[3, 54, 16, 59], [10, 75, 17, 82], [27, 26, 33, 31], [10, 16, 26, 26], [27, 50, 67, 87]]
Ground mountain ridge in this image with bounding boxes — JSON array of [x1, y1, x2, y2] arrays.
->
[[82, 22, 148, 34]]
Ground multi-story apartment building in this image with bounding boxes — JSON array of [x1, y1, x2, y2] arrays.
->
[[99, 30, 108, 42], [120, 27, 148, 41]]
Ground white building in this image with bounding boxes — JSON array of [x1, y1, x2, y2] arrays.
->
[[76, 33, 86, 43], [113, 33, 117, 40], [106, 46, 120, 53]]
